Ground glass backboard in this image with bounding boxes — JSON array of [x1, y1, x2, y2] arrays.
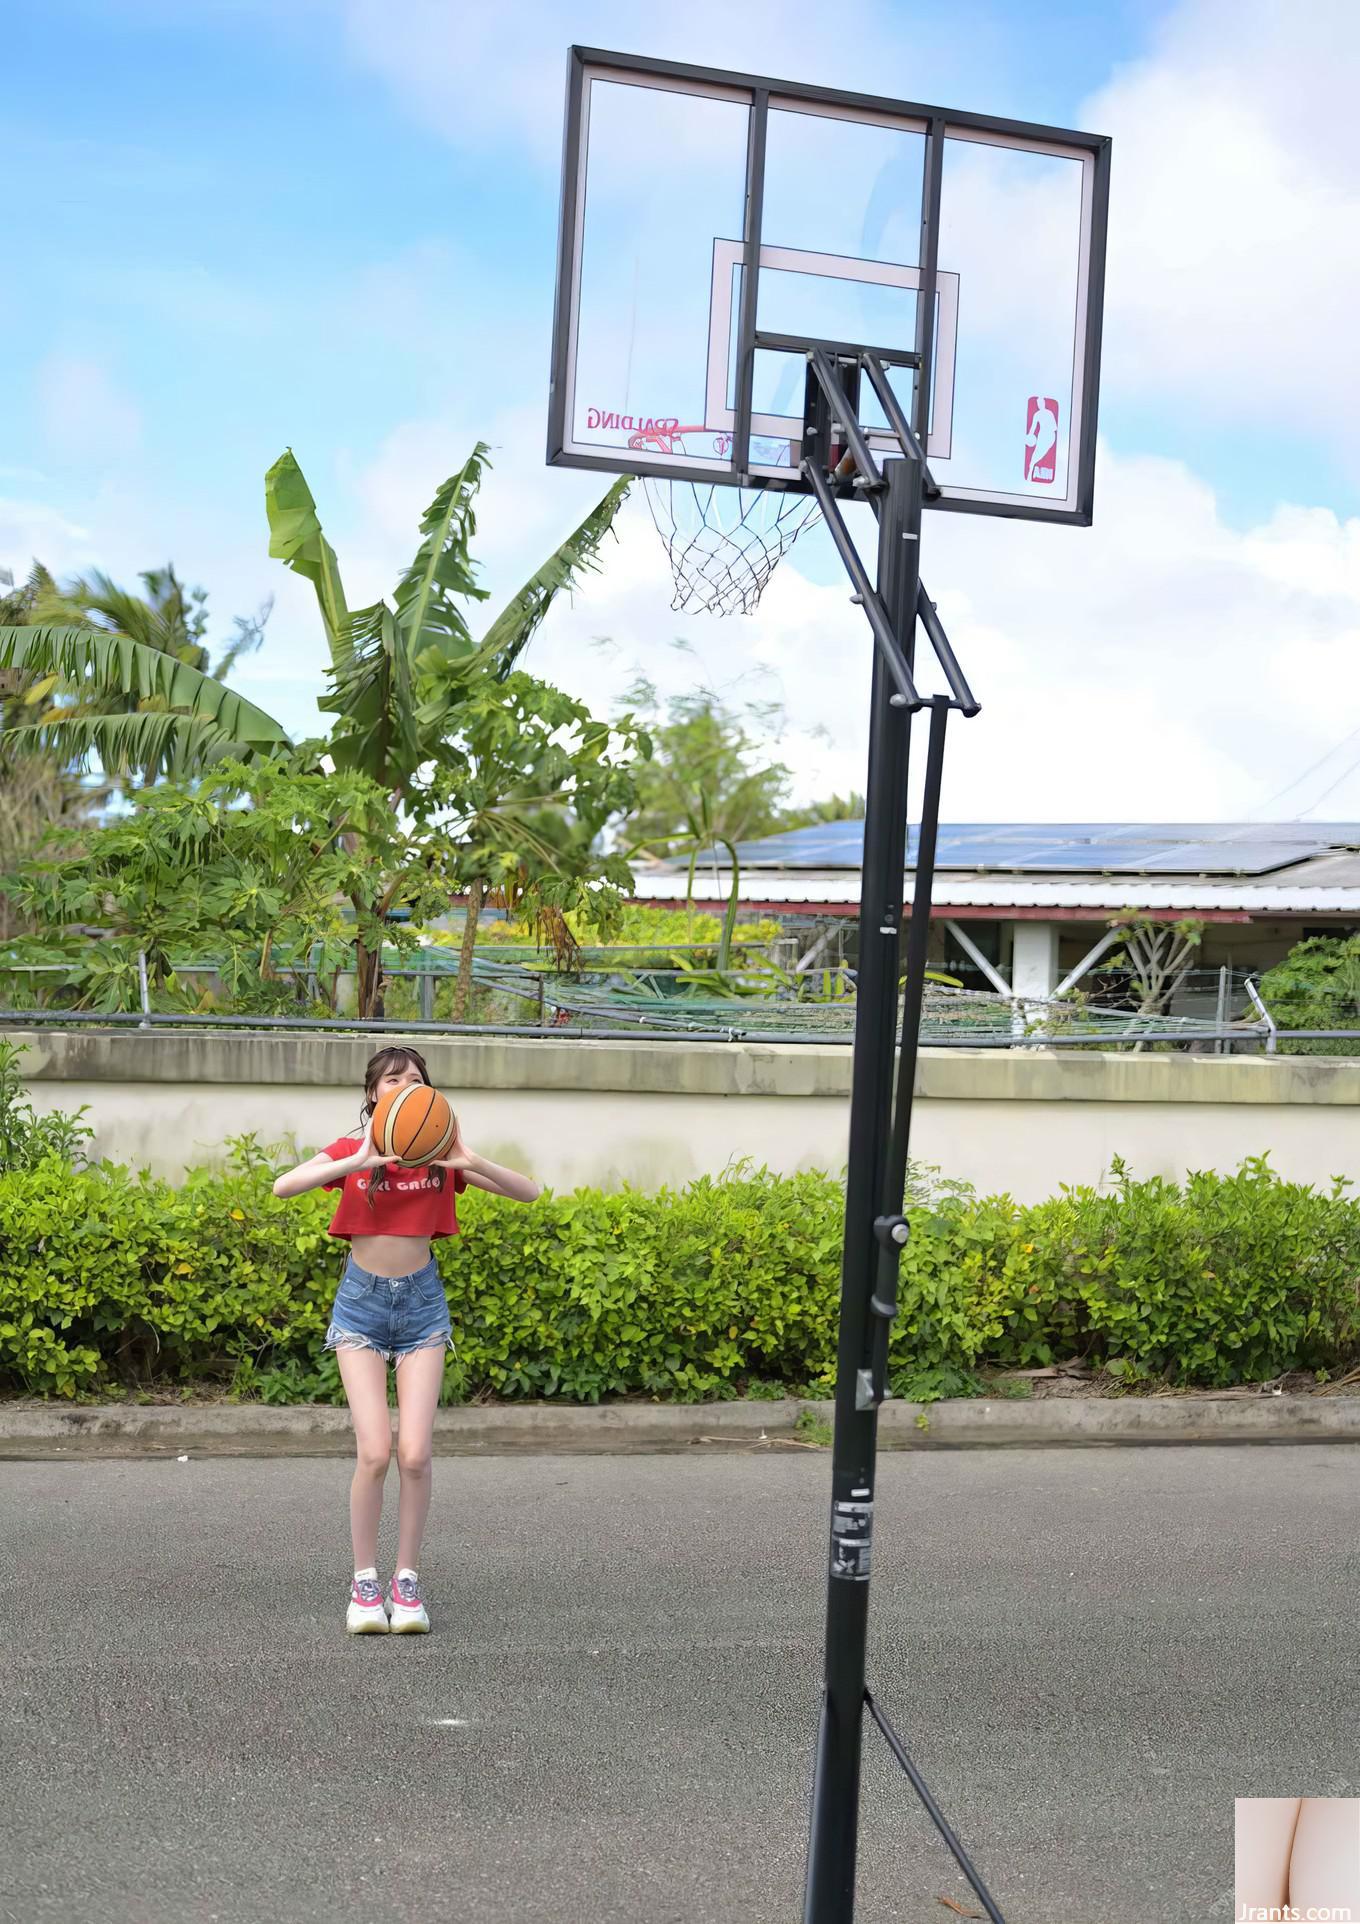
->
[[547, 49, 1110, 524]]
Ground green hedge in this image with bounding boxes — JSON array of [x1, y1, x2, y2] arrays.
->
[[2, 1140, 1358, 1403]]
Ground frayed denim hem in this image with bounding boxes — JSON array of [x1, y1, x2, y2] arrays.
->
[[324, 1325, 395, 1365], [324, 1325, 456, 1367], [392, 1331, 457, 1369]]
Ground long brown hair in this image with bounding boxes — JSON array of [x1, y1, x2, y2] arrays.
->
[[359, 1046, 446, 1208]]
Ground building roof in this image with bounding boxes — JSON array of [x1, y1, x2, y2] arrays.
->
[[637, 823, 1360, 918]]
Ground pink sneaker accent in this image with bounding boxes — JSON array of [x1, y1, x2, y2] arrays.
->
[[388, 1571, 430, 1632]]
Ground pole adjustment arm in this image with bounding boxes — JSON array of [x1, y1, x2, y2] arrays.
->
[[856, 1217, 909, 1410], [869, 1215, 906, 1326], [872, 1214, 909, 1255]]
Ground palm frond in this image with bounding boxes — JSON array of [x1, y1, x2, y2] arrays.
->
[[0, 625, 291, 749], [265, 448, 351, 669], [0, 561, 57, 624], [391, 445, 490, 661], [476, 478, 630, 676], [1, 708, 282, 782], [33, 569, 163, 649]]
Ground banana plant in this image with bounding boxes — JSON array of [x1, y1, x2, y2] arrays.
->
[[265, 445, 631, 803], [263, 445, 633, 1017]]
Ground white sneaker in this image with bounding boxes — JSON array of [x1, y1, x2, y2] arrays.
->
[[388, 1569, 430, 1634], [346, 1571, 390, 1634]]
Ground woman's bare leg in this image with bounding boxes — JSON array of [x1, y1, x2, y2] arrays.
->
[[1287, 1798, 1360, 1914], [393, 1346, 445, 1573], [337, 1347, 392, 1570], [1235, 1798, 1301, 1919]]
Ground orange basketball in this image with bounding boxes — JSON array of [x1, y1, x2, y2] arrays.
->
[[371, 1084, 457, 1166]]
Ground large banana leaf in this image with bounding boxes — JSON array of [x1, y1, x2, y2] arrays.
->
[[318, 603, 420, 790], [0, 626, 290, 751], [391, 444, 489, 662], [2, 708, 285, 784], [265, 449, 351, 668], [476, 477, 630, 677]]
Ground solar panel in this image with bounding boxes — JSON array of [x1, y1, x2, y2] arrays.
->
[[1135, 841, 1333, 875], [718, 823, 1360, 876], [1008, 847, 1167, 871]]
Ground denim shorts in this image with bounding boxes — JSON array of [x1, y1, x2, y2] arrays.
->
[[323, 1256, 455, 1369]]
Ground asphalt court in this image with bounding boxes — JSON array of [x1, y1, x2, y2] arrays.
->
[[4, 1446, 1356, 1922]]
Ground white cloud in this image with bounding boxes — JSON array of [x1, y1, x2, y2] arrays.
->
[[913, 452, 1358, 821], [35, 357, 143, 466], [341, 1, 916, 168], [0, 496, 95, 583], [347, 400, 1360, 821], [1083, 0, 1360, 462]]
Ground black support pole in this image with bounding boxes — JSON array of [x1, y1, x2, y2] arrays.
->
[[802, 454, 923, 1924]]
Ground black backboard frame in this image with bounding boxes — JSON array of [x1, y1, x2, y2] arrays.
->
[[547, 46, 1112, 527]]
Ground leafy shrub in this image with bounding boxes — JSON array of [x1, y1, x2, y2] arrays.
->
[[996, 1154, 1360, 1386], [0, 1039, 93, 1173], [461, 905, 783, 970], [1257, 936, 1360, 1056], [1, 1063, 1357, 1401]]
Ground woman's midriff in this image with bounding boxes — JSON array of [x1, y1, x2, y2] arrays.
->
[[347, 1235, 434, 1277]]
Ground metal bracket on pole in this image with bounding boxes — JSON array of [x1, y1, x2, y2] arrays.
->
[[859, 352, 941, 500], [803, 464, 921, 712]]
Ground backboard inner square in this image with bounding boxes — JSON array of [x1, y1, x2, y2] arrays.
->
[[705, 241, 958, 463]]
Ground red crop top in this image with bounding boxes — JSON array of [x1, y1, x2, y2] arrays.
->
[[321, 1138, 467, 1241]]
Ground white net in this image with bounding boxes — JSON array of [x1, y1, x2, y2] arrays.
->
[[631, 424, 821, 617]]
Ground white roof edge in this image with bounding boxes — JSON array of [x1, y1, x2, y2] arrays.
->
[[629, 876, 1360, 912]]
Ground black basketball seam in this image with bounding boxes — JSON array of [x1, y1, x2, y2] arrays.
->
[[407, 1087, 436, 1159], [416, 1106, 456, 1165], [382, 1084, 422, 1160], [419, 1104, 456, 1163], [379, 1084, 409, 1159], [393, 1086, 454, 1165]]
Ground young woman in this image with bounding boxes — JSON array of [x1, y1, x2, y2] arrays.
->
[[272, 1046, 539, 1636]]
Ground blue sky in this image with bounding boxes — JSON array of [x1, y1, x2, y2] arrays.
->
[[5, 0, 1359, 821]]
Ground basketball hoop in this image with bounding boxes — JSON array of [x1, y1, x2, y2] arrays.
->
[[627, 422, 821, 617]]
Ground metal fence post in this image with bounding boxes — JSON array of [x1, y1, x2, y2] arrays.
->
[[1214, 966, 1228, 1056], [137, 951, 151, 1030], [420, 969, 435, 1023], [1244, 976, 1278, 1054]]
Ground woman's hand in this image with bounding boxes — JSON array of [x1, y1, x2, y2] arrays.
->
[[431, 1121, 476, 1174], [352, 1115, 388, 1172], [433, 1126, 540, 1202]]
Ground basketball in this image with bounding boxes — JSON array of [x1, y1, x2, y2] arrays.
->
[[370, 1084, 457, 1166]]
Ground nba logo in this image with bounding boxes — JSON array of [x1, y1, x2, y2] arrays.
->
[[1024, 397, 1059, 484]]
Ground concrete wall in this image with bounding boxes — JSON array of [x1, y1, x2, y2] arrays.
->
[[10, 1029, 1360, 1201]]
